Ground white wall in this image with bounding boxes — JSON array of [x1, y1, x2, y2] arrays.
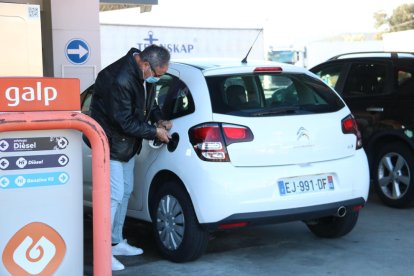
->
[[100, 24, 265, 68], [383, 30, 414, 52], [0, 3, 43, 76], [50, 0, 101, 92]]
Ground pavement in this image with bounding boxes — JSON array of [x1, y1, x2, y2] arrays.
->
[[83, 191, 414, 275]]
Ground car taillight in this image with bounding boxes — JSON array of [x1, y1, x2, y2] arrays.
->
[[222, 124, 254, 145], [342, 115, 362, 150], [188, 123, 254, 162], [254, 67, 283, 73]]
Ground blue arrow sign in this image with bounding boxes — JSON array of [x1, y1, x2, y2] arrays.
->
[[0, 137, 69, 152], [0, 154, 69, 170], [0, 172, 69, 189], [65, 38, 90, 64]]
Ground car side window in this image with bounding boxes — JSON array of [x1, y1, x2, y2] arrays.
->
[[397, 68, 414, 94], [155, 74, 175, 110], [81, 85, 94, 115], [158, 76, 195, 120], [343, 62, 387, 97], [313, 64, 344, 90]]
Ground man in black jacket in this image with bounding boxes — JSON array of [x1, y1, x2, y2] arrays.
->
[[90, 45, 171, 271]]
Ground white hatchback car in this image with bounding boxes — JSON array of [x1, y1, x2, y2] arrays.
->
[[81, 59, 370, 263]]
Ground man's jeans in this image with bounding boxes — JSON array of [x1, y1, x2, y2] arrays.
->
[[110, 158, 135, 244]]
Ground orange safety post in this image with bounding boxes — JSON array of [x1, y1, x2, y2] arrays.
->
[[0, 111, 111, 276]]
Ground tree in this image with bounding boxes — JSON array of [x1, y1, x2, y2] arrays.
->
[[374, 3, 414, 32]]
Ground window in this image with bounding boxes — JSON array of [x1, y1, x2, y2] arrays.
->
[[313, 64, 344, 89], [206, 73, 344, 117], [80, 85, 94, 115], [222, 77, 261, 109], [343, 63, 387, 97], [397, 68, 414, 94], [154, 74, 175, 110], [398, 70, 412, 85], [156, 74, 195, 120]]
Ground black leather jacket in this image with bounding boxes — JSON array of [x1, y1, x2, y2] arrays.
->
[[90, 48, 163, 161]]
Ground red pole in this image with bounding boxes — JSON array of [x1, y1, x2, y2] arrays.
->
[[0, 111, 111, 276]]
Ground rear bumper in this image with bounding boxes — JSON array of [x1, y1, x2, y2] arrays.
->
[[201, 197, 366, 231], [181, 149, 369, 224]]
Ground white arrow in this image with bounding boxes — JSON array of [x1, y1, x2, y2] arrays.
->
[[68, 44, 88, 58], [59, 173, 69, 184], [58, 155, 69, 166], [0, 140, 9, 151], [0, 158, 9, 169], [57, 137, 68, 149], [0, 177, 10, 188]]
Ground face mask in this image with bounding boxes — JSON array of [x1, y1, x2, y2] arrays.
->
[[144, 64, 161, 83], [145, 76, 160, 83]]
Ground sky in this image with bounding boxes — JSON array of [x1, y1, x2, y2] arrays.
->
[[101, 0, 413, 46]]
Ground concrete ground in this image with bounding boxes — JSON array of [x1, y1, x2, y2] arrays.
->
[[84, 192, 414, 275]]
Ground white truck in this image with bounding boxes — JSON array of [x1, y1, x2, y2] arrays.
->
[[267, 46, 307, 68], [100, 23, 265, 68]]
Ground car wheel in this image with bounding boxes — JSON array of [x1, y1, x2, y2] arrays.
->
[[306, 210, 359, 238], [373, 142, 414, 208], [150, 181, 209, 262]]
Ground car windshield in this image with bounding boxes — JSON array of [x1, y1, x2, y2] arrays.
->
[[206, 73, 345, 117]]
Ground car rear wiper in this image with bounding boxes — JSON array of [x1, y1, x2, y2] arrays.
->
[[252, 106, 300, 116]]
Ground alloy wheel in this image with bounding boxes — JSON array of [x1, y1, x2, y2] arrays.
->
[[156, 195, 185, 250], [378, 152, 411, 200]]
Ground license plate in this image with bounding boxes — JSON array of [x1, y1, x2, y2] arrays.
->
[[278, 174, 334, 196]]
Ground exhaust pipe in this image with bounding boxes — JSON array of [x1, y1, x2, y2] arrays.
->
[[336, 206, 347, 217]]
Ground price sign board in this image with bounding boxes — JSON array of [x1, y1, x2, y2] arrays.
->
[[0, 78, 83, 275]]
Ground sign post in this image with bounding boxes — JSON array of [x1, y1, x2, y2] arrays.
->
[[0, 78, 110, 275], [65, 38, 91, 65]]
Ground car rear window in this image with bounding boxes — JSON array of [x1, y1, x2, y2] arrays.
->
[[206, 73, 345, 116], [342, 62, 387, 97]]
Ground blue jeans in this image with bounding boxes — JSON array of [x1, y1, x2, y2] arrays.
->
[[110, 157, 135, 244]]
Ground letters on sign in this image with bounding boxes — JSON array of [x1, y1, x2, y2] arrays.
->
[[0, 78, 80, 112], [5, 82, 57, 106]]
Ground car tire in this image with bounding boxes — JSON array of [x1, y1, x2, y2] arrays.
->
[[150, 181, 209, 262], [373, 142, 414, 208], [306, 210, 359, 238]]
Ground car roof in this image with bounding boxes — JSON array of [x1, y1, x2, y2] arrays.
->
[[327, 51, 414, 61], [170, 58, 308, 74]]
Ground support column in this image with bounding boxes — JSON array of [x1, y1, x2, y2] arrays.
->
[[46, 0, 101, 92]]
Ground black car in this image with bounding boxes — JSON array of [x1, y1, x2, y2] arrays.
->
[[310, 52, 414, 208]]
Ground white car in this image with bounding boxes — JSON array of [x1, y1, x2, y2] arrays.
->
[[81, 59, 370, 262]]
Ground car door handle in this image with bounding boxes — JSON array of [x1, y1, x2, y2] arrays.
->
[[366, 107, 384, 112]]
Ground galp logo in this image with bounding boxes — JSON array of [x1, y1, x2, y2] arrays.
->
[[0, 77, 80, 112], [2, 222, 66, 275]]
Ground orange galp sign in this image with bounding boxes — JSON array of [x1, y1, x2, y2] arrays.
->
[[0, 77, 80, 112]]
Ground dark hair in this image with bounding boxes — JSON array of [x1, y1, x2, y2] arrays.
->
[[140, 44, 170, 68]]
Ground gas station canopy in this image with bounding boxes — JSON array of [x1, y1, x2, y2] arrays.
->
[[5, 0, 158, 12], [99, 0, 158, 12]]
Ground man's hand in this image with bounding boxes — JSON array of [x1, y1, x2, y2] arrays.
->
[[157, 120, 173, 130], [156, 127, 171, 143]]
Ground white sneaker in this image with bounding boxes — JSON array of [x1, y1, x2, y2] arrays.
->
[[112, 239, 144, 256], [112, 255, 125, 271]]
